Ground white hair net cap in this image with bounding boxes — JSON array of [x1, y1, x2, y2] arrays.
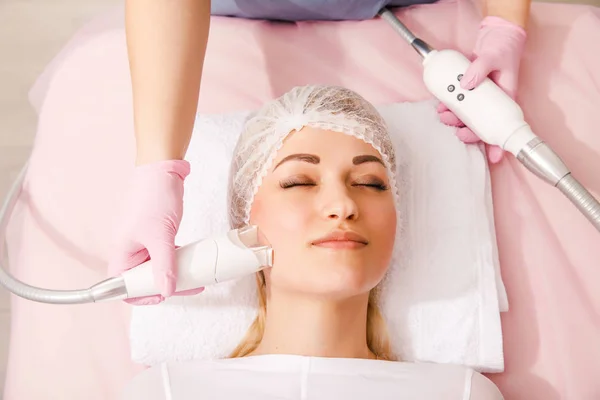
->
[[228, 85, 401, 230]]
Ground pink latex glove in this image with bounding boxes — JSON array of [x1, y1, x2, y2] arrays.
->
[[107, 159, 204, 305], [437, 16, 527, 164]]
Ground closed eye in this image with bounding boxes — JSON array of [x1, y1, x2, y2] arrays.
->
[[353, 176, 389, 191], [279, 178, 315, 189], [281, 181, 388, 191], [279, 176, 389, 191], [354, 182, 389, 191]]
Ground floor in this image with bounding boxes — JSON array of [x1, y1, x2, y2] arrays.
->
[[0, 0, 598, 396]]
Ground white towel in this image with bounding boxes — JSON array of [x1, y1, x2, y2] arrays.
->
[[130, 99, 507, 373]]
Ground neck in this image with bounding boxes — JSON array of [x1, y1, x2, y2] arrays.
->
[[251, 289, 375, 360]]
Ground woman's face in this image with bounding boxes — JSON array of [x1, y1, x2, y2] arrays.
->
[[249, 127, 397, 299]]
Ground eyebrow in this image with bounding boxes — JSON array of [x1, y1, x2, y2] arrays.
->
[[274, 154, 320, 170], [273, 153, 384, 170], [352, 154, 385, 166]]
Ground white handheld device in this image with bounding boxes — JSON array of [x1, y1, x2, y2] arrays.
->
[[421, 49, 536, 156], [0, 175, 273, 307], [379, 9, 600, 232], [119, 225, 272, 299]]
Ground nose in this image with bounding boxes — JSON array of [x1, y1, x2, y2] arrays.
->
[[319, 184, 359, 221]]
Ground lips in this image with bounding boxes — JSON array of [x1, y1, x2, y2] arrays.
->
[[311, 230, 368, 248]]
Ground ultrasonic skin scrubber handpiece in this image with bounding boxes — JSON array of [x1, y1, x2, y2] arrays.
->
[[0, 165, 273, 305], [378, 8, 600, 232], [112, 225, 272, 300]]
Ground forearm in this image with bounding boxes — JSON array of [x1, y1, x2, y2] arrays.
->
[[482, 0, 532, 28], [125, 0, 211, 165]]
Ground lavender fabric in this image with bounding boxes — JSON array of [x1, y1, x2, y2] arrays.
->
[[210, 0, 439, 21]]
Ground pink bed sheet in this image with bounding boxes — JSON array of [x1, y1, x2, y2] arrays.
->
[[4, 0, 600, 399]]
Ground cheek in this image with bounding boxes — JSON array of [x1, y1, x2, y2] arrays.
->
[[364, 199, 397, 261], [248, 193, 311, 255], [249, 193, 314, 291]]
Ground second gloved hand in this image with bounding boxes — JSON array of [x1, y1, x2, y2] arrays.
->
[[437, 16, 527, 164], [108, 159, 204, 305]]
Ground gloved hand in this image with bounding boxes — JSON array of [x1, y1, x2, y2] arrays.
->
[[108, 159, 204, 305], [437, 16, 527, 164]]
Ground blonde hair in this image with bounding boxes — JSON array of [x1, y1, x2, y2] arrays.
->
[[228, 271, 397, 361]]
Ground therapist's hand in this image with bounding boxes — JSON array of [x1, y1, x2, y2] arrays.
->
[[107, 159, 204, 305], [437, 16, 527, 164]]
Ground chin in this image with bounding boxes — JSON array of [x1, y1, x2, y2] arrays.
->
[[289, 264, 385, 300], [267, 249, 389, 298], [329, 266, 383, 294]]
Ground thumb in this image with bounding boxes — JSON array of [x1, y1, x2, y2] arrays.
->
[[486, 144, 505, 164], [460, 56, 494, 91], [107, 241, 150, 277], [490, 68, 519, 99], [146, 234, 178, 298]]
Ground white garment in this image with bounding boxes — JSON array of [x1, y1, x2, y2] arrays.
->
[[130, 99, 506, 372], [121, 355, 504, 400]]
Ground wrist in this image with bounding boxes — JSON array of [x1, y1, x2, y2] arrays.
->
[[484, 2, 530, 30], [135, 146, 187, 166], [480, 16, 527, 37]]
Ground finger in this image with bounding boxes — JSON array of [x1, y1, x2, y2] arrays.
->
[[438, 110, 464, 127], [107, 246, 149, 277], [489, 69, 519, 99], [460, 57, 493, 91], [455, 127, 481, 144], [146, 235, 178, 298], [173, 287, 205, 296], [125, 294, 165, 306], [486, 145, 505, 164], [436, 102, 450, 113]]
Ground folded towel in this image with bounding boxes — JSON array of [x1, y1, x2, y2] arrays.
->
[[129, 99, 506, 373]]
